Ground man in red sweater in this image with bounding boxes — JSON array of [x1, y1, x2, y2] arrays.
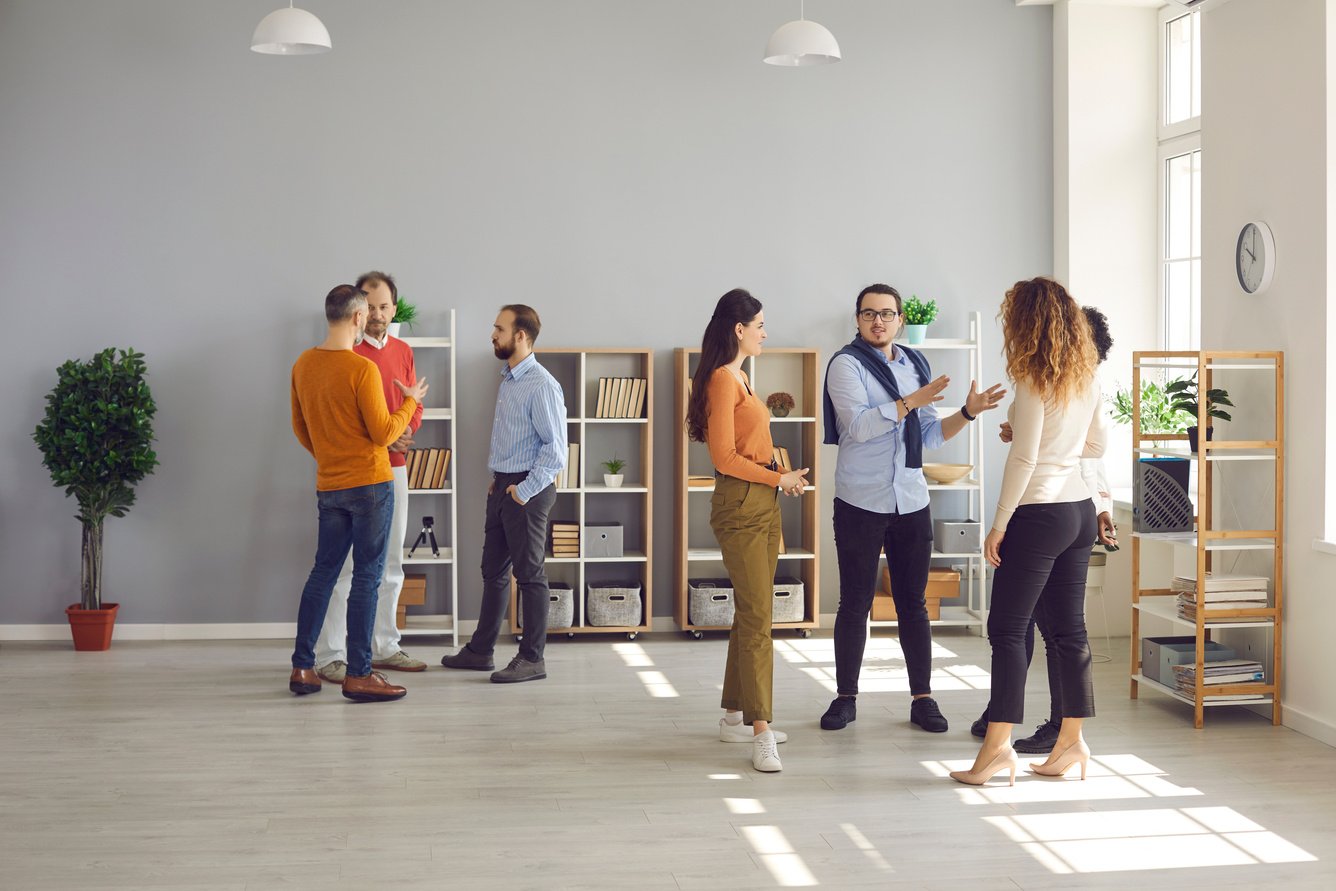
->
[[314, 271, 428, 681]]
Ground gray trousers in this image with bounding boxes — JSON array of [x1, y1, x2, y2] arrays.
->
[[470, 471, 556, 663]]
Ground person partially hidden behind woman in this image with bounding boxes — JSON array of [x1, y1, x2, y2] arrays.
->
[[686, 289, 809, 773], [951, 277, 1107, 786]]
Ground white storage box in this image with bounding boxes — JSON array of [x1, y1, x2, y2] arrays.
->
[[772, 577, 805, 623], [688, 578, 734, 626], [587, 581, 642, 626], [933, 518, 980, 553], [520, 583, 574, 630], [584, 523, 624, 558]]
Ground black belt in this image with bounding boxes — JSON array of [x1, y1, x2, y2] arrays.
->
[[716, 460, 779, 478]]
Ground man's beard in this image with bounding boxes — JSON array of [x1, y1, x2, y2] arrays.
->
[[493, 341, 514, 360]]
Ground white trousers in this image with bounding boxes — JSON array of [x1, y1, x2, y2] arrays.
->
[[316, 464, 410, 665]]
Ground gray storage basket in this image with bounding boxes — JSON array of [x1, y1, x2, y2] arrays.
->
[[586, 581, 642, 627], [772, 576, 805, 624], [688, 578, 735, 626], [520, 583, 574, 630]]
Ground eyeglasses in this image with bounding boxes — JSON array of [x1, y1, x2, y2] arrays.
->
[[858, 309, 900, 322]]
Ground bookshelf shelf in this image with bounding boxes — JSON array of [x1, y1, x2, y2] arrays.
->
[[508, 348, 653, 640], [1129, 349, 1284, 729], [674, 347, 820, 637]]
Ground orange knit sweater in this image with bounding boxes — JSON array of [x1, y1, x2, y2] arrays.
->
[[291, 348, 419, 492], [705, 367, 782, 487]]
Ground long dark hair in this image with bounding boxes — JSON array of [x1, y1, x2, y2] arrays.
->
[[687, 289, 763, 443]]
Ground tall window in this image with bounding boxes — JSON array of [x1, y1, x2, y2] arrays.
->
[[1159, 9, 1201, 352]]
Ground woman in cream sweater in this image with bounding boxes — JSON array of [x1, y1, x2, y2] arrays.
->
[[951, 277, 1107, 786]]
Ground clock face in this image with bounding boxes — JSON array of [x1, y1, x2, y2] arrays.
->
[[1236, 221, 1274, 294]]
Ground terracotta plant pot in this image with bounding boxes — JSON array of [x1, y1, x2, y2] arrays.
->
[[65, 602, 120, 651]]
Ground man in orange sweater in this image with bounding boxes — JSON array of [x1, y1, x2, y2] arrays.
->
[[289, 284, 428, 702]]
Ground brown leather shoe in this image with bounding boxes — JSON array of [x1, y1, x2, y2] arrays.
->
[[289, 668, 321, 695], [342, 671, 407, 702]]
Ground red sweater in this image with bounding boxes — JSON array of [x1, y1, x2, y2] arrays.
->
[[355, 336, 423, 468]]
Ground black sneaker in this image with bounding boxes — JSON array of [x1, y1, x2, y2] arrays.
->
[[820, 697, 857, 730], [1014, 719, 1061, 754], [970, 710, 988, 739], [909, 697, 949, 733]]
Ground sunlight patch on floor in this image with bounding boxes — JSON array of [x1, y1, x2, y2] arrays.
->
[[740, 825, 819, 887]]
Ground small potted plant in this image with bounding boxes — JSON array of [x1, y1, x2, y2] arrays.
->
[[387, 295, 418, 338], [601, 455, 626, 488], [766, 391, 795, 418], [33, 348, 159, 650], [1108, 380, 1192, 434], [1166, 373, 1233, 452], [901, 295, 938, 345]]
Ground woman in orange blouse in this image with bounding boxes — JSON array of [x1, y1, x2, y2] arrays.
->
[[686, 289, 809, 773]]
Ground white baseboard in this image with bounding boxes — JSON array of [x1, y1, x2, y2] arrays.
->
[[1280, 702, 1336, 749], [0, 620, 482, 643]]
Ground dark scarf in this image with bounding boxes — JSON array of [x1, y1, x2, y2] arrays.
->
[[822, 336, 932, 467]]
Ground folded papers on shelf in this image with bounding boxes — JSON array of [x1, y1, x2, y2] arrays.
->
[[1172, 658, 1266, 695]]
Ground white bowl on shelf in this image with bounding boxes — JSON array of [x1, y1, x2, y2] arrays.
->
[[921, 463, 972, 485]]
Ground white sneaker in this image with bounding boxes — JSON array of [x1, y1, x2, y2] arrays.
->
[[720, 719, 788, 744], [752, 731, 782, 772]]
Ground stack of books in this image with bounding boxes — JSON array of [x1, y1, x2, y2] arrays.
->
[[771, 446, 795, 473], [407, 448, 450, 490], [555, 443, 580, 489], [1172, 658, 1266, 699], [1172, 572, 1269, 622], [550, 521, 580, 558], [595, 378, 648, 419]]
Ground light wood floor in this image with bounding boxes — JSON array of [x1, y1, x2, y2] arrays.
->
[[2, 630, 1333, 890]]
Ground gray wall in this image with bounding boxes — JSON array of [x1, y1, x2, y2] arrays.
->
[[0, 0, 1052, 626]]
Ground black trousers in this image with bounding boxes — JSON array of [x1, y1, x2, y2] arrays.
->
[[986, 499, 1097, 725], [470, 471, 556, 663], [832, 499, 934, 697]]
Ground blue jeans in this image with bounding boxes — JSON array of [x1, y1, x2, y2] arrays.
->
[[292, 481, 394, 677]]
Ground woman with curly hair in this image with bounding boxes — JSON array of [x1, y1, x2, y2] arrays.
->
[[951, 277, 1107, 786], [687, 288, 809, 773]]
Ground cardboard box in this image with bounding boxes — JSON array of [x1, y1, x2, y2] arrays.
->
[[400, 574, 427, 606], [1141, 636, 1235, 686], [872, 567, 959, 621]]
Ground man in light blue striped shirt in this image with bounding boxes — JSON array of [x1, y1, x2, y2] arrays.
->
[[441, 305, 567, 683]]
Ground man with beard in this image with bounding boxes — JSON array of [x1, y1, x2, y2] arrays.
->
[[818, 283, 1005, 733], [314, 271, 428, 683], [441, 305, 566, 683], [289, 284, 428, 701]]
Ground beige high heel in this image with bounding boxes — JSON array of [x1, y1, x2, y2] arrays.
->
[[1027, 738, 1090, 779], [949, 745, 1019, 787]]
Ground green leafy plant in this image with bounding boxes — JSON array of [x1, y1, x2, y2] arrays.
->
[[902, 295, 939, 326], [33, 348, 159, 610], [1166, 374, 1234, 424], [392, 296, 418, 327], [1108, 380, 1191, 434], [601, 456, 627, 475]]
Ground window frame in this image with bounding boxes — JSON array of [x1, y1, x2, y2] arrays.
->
[[1157, 6, 1202, 352]]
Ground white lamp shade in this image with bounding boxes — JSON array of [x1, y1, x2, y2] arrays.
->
[[763, 19, 841, 67], [251, 7, 332, 55]]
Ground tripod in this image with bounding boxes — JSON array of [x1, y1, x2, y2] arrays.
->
[[408, 515, 439, 558]]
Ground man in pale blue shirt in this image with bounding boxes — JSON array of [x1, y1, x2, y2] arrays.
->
[[441, 304, 567, 683], [819, 283, 1005, 733]]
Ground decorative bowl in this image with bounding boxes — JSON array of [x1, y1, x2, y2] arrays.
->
[[921, 463, 973, 485]]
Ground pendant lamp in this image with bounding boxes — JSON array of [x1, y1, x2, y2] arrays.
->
[[251, 2, 332, 55], [763, 0, 841, 67]]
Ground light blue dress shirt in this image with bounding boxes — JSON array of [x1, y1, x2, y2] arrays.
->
[[827, 348, 945, 515], [488, 354, 568, 503]]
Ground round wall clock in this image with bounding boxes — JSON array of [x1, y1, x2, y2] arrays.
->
[[1236, 221, 1276, 295]]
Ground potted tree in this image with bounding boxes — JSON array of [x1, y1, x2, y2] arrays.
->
[[32, 348, 159, 650], [1165, 374, 1233, 453], [901, 295, 938, 345], [765, 391, 795, 418], [601, 455, 626, 488], [387, 295, 418, 338]]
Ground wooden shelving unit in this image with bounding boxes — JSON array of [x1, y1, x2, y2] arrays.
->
[[508, 348, 653, 641], [397, 311, 461, 646], [1128, 350, 1284, 728], [673, 347, 820, 638], [867, 311, 989, 634]]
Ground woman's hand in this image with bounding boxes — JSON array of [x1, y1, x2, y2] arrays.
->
[[984, 528, 1005, 567], [779, 468, 809, 496]]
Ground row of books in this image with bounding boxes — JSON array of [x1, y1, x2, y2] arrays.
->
[[772, 446, 796, 471], [595, 377, 647, 419], [551, 520, 580, 558], [1173, 658, 1266, 699], [555, 443, 580, 489], [406, 448, 450, 490]]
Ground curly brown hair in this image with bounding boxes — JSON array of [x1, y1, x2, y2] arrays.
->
[[999, 277, 1097, 405]]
